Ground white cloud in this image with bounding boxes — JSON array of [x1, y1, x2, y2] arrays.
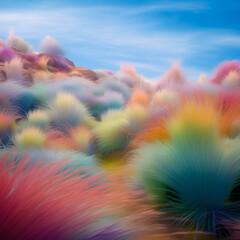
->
[[214, 35, 240, 47], [125, 1, 209, 15]]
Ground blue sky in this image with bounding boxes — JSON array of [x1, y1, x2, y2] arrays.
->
[[0, 0, 240, 81]]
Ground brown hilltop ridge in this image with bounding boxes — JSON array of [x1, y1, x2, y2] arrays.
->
[[0, 47, 97, 84]]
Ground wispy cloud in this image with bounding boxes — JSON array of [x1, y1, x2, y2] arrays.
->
[[214, 35, 240, 48], [125, 1, 209, 15]]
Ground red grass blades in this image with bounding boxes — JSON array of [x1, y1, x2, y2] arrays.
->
[[0, 151, 128, 240]]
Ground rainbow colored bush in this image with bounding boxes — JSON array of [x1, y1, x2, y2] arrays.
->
[[1, 33, 240, 239]]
